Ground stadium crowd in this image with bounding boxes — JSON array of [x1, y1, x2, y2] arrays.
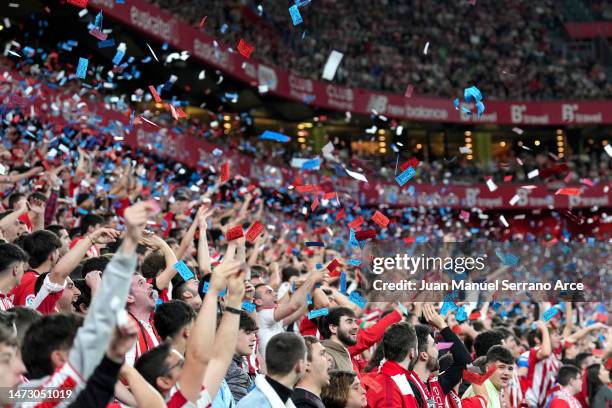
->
[[152, 0, 611, 100], [0, 65, 610, 407]]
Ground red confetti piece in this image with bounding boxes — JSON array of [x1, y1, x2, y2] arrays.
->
[[245, 221, 264, 242], [225, 225, 244, 241], [452, 325, 462, 334], [503, 175, 513, 182], [335, 208, 346, 221], [399, 157, 420, 172], [462, 365, 497, 385], [311, 197, 319, 212], [176, 107, 187, 118], [597, 313, 608, 322], [469, 311, 481, 320], [347, 216, 364, 230], [371, 211, 389, 228], [89, 28, 107, 41], [555, 188, 581, 196], [67, 0, 88, 7], [327, 259, 340, 273], [296, 184, 319, 193], [149, 85, 162, 103], [404, 84, 414, 98], [199, 16, 208, 28], [404, 236, 416, 244], [355, 229, 376, 241], [237, 39, 254, 58], [220, 162, 230, 183]]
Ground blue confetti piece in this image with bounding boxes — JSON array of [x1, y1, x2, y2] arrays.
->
[[306, 293, 312, 305], [349, 291, 367, 309], [340, 272, 347, 294], [202, 282, 227, 296], [460, 106, 472, 115], [94, 11, 103, 29], [491, 301, 502, 311], [456, 306, 468, 322], [288, 5, 303, 25], [173, 260, 194, 281], [531, 322, 538, 330], [453, 98, 460, 109], [112, 49, 125, 65], [98, 39, 115, 48], [395, 167, 416, 187], [76, 57, 88, 79], [347, 259, 361, 266], [596, 304, 607, 313], [76, 207, 89, 215], [220, 23, 228, 33], [396, 302, 409, 316], [543, 306, 559, 322], [440, 296, 458, 317], [315, 263, 323, 270], [476, 101, 485, 117], [260, 130, 290, 143], [242, 301, 256, 313], [464, 86, 482, 103], [302, 157, 320, 170], [308, 308, 329, 320]]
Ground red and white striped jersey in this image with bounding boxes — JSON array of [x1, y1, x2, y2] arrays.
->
[[165, 385, 212, 408], [7, 360, 86, 407], [523, 348, 561, 407], [508, 368, 528, 407], [0, 292, 14, 311]]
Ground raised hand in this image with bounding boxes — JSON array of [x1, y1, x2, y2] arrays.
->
[[89, 227, 121, 245], [423, 303, 448, 330], [123, 201, 158, 242], [210, 260, 242, 292]]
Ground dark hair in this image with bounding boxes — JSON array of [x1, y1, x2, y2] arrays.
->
[[0, 324, 18, 348], [574, 352, 593, 369], [8, 306, 42, 344], [485, 345, 514, 365], [239, 311, 257, 332], [439, 353, 454, 373], [495, 327, 519, 345], [79, 214, 104, 236], [526, 329, 543, 348], [45, 224, 67, 237], [415, 324, 434, 354], [557, 365, 581, 386], [22, 313, 84, 379], [141, 252, 166, 280], [474, 330, 504, 358], [0, 243, 28, 274], [154, 300, 196, 340], [318, 307, 356, 340], [134, 342, 173, 390], [72, 279, 91, 313], [383, 322, 417, 362], [321, 370, 357, 408], [28, 192, 48, 203], [7, 192, 25, 209], [586, 363, 605, 404], [281, 266, 300, 282], [22, 230, 61, 269], [265, 332, 306, 376], [80, 256, 111, 276]]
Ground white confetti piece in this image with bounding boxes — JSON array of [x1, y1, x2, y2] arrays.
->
[[424, 42, 430, 54], [605, 144, 612, 158], [258, 84, 269, 94], [527, 169, 539, 179], [486, 178, 498, 192], [322, 50, 343, 81], [509, 195, 520, 206], [459, 146, 472, 154], [78, 8, 88, 17], [512, 127, 524, 135], [499, 215, 509, 228], [344, 168, 368, 183], [396, 126, 403, 135]]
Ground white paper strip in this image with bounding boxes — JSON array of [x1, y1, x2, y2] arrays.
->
[[322, 50, 343, 81]]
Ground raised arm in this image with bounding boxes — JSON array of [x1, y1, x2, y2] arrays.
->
[[197, 208, 214, 276], [48, 227, 119, 285], [274, 268, 324, 323], [203, 269, 245, 399], [178, 260, 242, 402], [175, 206, 204, 260], [68, 202, 153, 379], [535, 320, 552, 360]]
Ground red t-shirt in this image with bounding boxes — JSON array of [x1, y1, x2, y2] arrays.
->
[[10, 270, 40, 307]]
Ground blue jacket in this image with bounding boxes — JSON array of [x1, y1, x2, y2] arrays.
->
[[236, 375, 297, 408]]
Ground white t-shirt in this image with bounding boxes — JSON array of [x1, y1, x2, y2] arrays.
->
[[255, 308, 284, 358]]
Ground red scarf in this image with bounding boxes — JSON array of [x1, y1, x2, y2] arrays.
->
[[408, 371, 446, 408], [445, 390, 462, 408]]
